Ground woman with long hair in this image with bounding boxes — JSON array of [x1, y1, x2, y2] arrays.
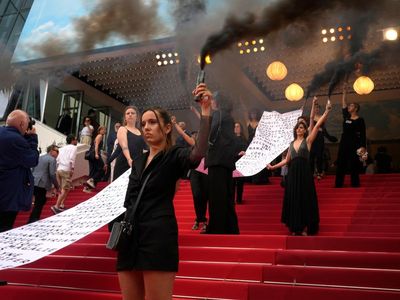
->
[[86, 126, 106, 191], [116, 83, 211, 300], [113, 106, 147, 180], [268, 99, 332, 236], [233, 122, 247, 204]]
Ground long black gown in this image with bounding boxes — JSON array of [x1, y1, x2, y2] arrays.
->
[[281, 139, 319, 235]]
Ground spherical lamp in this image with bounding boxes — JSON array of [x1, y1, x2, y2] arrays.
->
[[353, 76, 374, 95], [285, 83, 304, 101], [266, 61, 288, 81]]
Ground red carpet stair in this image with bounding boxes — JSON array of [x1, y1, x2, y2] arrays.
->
[[2, 174, 400, 299]]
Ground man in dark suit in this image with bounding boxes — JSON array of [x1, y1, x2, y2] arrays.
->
[[55, 108, 72, 135], [0, 110, 39, 232], [28, 145, 60, 223]]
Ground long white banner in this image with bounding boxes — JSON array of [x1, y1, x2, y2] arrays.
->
[[0, 109, 302, 270], [0, 171, 130, 270], [236, 109, 303, 176]]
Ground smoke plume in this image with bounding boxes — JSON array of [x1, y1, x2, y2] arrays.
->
[[29, 0, 163, 58], [199, 0, 386, 69]]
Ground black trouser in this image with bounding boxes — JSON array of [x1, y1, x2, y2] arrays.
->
[[335, 144, 361, 187], [28, 186, 47, 223], [207, 166, 239, 234], [190, 170, 209, 223], [89, 157, 104, 186], [0, 211, 18, 233], [233, 177, 245, 204]]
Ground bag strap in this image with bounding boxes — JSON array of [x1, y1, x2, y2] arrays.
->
[[124, 171, 152, 222]]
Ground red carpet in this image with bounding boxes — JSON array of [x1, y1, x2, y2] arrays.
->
[[2, 174, 400, 299]]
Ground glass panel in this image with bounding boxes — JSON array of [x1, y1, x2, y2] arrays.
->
[[59, 91, 83, 136], [0, 1, 10, 15], [22, 0, 33, 9], [5, 2, 17, 14], [6, 13, 23, 48], [0, 14, 16, 45], [11, 0, 24, 10], [25, 79, 41, 120]]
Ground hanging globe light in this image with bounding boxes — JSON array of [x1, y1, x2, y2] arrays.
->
[[353, 76, 374, 95], [266, 61, 288, 80], [285, 83, 304, 101]]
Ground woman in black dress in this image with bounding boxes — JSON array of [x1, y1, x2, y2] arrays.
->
[[268, 99, 332, 236], [117, 84, 211, 300], [233, 122, 247, 204], [335, 82, 366, 187], [114, 106, 147, 180]]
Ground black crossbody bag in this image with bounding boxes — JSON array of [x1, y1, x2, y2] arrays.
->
[[106, 172, 152, 251]]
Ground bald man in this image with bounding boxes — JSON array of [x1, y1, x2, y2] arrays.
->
[[0, 110, 39, 232]]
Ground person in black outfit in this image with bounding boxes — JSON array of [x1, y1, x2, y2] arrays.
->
[[233, 122, 247, 204], [114, 106, 147, 180], [85, 126, 106, 191], [87, 109, 100, 140], [247, 108, 269, 184], [268, 99, 332, 236], [117, 83, 211, 300], [107, 122, 121, 163], [335, 82, 366, 188], [28, 145, 60, 223], [375, 146, 392, 174], [55, 108, 72, 135], [204, 91, 239, 234]]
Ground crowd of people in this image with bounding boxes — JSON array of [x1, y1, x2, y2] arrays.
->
[[1, 81, 396, 299]]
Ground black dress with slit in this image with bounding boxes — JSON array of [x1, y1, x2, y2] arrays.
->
[[281, 139, 319, 235]]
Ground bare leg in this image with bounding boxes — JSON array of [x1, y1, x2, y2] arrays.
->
[[143, 271, 175, 300], [118, 270, 145, 300], [55, 189, 68, 208]]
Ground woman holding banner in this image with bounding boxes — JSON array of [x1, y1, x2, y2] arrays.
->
[[268, 99, 332, 236]]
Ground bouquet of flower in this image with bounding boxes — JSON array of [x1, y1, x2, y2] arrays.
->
[[356, 147, 368, 165]]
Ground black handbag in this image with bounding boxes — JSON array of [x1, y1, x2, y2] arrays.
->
[[84, 150, 92, 160], [106, 172, 152, 251]]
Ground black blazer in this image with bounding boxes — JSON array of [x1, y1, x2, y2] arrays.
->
[[117, 116, 211, 272], [205, 110, 236, 170]]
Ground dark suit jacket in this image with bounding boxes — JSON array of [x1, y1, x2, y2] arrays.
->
[[205, 110, 236, 170], [32, 153, 59, 191], [0, 126, 39, 211], [117, 116, 211, 272]]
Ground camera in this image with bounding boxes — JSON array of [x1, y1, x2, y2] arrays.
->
[[28, 117, 36, 131]]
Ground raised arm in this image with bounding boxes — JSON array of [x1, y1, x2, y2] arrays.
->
[[189, 84, 212, 162], [342, 81, 348, 109], [171, 116, 195, 146], [307, 100, 332, 147], [190, 105, 201, 120], [309, 96, 317, 131]]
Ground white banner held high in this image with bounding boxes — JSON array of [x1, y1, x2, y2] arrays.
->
[[235, 109, 303, 176], [0, 171, 130, 271]]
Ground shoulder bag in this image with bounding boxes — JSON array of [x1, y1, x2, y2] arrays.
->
[[106, 171, 152, 251]]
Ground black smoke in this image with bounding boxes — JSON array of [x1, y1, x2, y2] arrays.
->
[[199, 0, 387, 69]]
